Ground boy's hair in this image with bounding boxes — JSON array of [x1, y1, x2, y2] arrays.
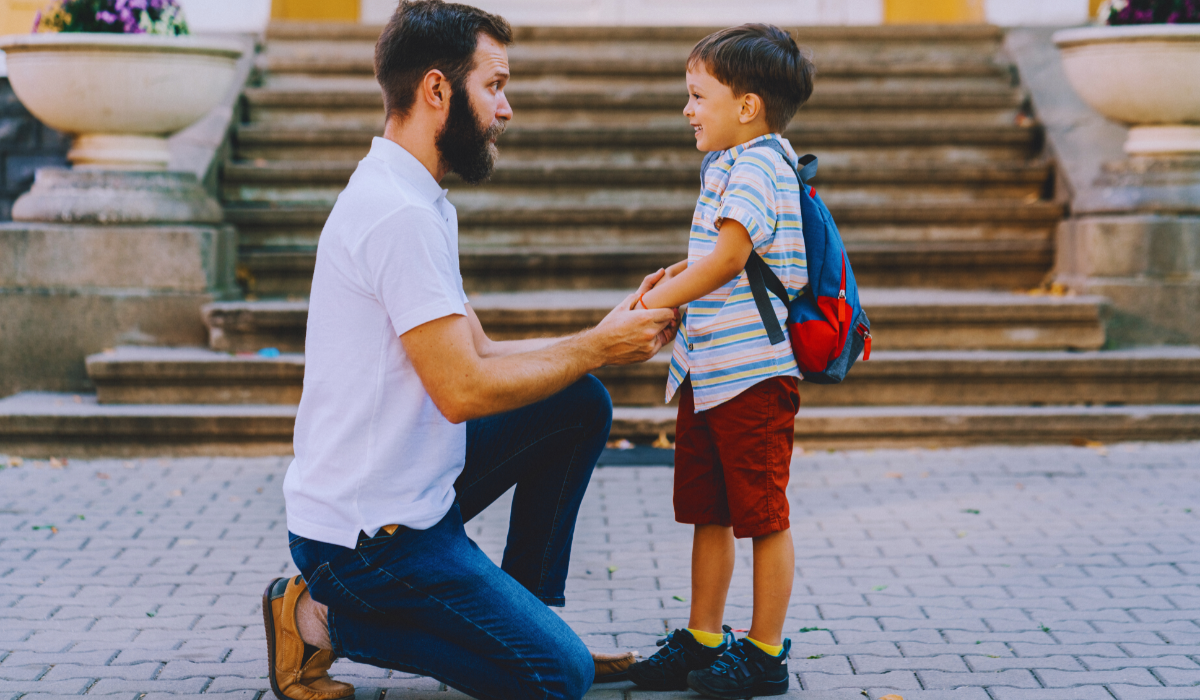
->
[[688, 24, 815, 133], [375, 0, 513, 120]]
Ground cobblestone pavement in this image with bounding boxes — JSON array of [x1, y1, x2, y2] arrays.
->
[[2, 442, 1200, 700]]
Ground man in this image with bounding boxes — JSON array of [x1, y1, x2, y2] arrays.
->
[[260, 2, 678, 700]]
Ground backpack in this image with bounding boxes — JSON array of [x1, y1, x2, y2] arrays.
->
[[700, 141, 871, 385]]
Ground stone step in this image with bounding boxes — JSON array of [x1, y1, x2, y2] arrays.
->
[[234, 121, 1040, 158], [265, 23, 1007, 44], [262, 35, 1008, 79], [244, 76, 1023, 120], [84, 347, 1200, 409], [224, 158, 1049, 190], [6, 391, 1197, 457], [222, 160, 1049, 203], [236, 239, 1054, 296], [201, 289, 1106, 354]]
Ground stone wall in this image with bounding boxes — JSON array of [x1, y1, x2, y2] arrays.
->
[[0, 78, 69, 222]]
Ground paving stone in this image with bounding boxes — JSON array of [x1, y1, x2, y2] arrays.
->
[[2, 444, 1199, 697]]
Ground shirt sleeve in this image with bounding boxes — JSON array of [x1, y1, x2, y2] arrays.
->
[[349, 205, 467, 337], [714, 152, 779, 251]]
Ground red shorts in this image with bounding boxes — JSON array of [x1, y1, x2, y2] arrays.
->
[[673, 376, 799, 539]]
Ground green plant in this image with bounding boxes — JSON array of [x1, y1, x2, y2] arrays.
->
[[34, 0, 189, 35]]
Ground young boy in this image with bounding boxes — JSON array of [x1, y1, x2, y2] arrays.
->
[[625, 24, 815, 699]]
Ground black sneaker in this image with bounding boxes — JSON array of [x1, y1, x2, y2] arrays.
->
[[686, 637, 791, 699], [626, 626, 734, 691]]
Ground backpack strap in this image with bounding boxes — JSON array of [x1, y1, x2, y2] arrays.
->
[[697, 141, 818, 346], [746, 250, 791, 345]]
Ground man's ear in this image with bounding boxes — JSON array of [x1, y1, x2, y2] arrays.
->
[[739, 93, 764, 125], [422, 69, 451, 112]]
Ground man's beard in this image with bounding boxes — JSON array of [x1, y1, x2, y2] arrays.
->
[[436, 82, 505, 185]]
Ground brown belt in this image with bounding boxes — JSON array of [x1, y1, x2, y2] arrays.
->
[[381, 524, 399, 535]]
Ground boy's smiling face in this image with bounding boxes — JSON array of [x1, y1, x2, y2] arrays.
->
[[684, 61, 767, 152]]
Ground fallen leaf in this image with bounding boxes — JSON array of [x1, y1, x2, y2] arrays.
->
[[146, 611, 156, 617], [229, 496, 242, 502], [1015, 482, 1025, 490], [75, 514, 85, 520], [6, 457, 21, 467], [961, 509, 981, 515], [879, 695, 905, 700], [606, 565, 618, 574], [32, 524, 57, 533], [95, 472, 110, 480], [49, 458, 66, 469], [957, 530, 968, 538], [1039, 624, 1051, 633], [672, 595, 686, 602], [169, 489, 183, 497], [872, 585, 888, 591], [256, 487, 264, 493], [72, 395, 82, 404], [884, 472, 903, 479], [798, 626, 830, 633], [806, 654, 824, 659]]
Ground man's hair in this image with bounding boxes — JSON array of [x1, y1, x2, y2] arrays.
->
[[688, 24, 816, 133], [374, 0, 513, 120]]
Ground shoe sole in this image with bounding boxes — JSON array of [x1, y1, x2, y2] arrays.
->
[[261, 577, 354, 700], [687, 673, 789, 699], [262, 577, 289, 700]]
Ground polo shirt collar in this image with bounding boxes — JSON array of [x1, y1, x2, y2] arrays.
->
[[367, 137, 447, 204]]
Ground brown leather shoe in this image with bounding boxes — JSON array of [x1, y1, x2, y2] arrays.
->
[[263, 576, 354, 700], [593, 649, 638, 683]]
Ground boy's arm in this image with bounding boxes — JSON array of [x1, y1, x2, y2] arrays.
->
[[639, 220, 754, 310]]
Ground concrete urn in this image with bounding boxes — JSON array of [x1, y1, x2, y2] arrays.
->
[[0, 33, 243, 170], [1054, 24, 1200, 155]]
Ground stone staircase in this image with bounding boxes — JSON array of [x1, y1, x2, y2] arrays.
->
[[4, 23, 1200, 457]]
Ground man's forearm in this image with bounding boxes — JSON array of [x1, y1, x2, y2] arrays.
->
[[480, 336, 559, 358], [452, 331, 603, 422]]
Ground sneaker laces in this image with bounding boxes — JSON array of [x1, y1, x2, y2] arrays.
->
[[647, 625, 732, 674], [708, 639, 759, 683]]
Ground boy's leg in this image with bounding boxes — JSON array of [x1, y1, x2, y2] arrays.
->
[[688, 524, 735, 634], [748, 528, 795, 646], [627, 380, 736, 691], [709, 376, 799, 647]]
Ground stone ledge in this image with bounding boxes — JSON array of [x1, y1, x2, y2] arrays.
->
[[5, 393, 1196, 457]]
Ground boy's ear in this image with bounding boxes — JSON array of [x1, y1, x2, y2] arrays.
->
[[738, 92, 764, 125]]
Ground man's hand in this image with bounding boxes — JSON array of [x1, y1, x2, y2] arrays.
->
[[591, 269, 677, 367]]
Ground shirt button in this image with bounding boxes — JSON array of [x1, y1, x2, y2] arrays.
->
[[688, 343, 694, 351]]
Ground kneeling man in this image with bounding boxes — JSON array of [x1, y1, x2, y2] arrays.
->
[[261, 2, 677, 699]]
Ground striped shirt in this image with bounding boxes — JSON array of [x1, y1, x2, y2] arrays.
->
[[666, 133, 808, 412]]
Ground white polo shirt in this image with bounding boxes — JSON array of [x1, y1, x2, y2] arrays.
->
[[283, 137, 470, 549]]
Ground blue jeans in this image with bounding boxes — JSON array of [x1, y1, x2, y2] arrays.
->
[[288, 375, 612, 700]]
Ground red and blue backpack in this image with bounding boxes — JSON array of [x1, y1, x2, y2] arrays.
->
[[701, 142, 871, 384]]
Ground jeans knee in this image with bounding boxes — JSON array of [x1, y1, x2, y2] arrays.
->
[[574, 374, 613, 436], [556, 636, 594, 700]]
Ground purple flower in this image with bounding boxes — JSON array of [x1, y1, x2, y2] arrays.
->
[[30, 9, 41, 32], [96, 10, 117, 23]]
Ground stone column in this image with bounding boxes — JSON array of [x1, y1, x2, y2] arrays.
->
[[1055, 157, 1200, 346], [0, 169, 237, 396]]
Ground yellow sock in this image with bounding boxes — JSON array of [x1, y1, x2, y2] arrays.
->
[[746, 637, 784, 656], [687, 627, 725, 647]]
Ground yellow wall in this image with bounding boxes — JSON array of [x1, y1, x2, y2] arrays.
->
[[885, 0, 986, 23], [1, 0, 43, 35], [1090, 0, 1105, 18], [271, 0, 359, 21]]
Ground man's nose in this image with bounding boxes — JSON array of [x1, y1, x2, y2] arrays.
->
[[497, 92, 513, 121]]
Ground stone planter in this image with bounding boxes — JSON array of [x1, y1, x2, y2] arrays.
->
[[1054, 24, 1200, 155], [0, 33, 243, 170]]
